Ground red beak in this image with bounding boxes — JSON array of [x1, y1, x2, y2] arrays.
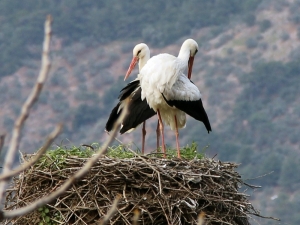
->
[[124, 56, 139, 81], [188, 56, 194, 80]]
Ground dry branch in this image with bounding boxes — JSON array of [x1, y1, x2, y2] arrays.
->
[[132, 209, 141, 225], [0, 124, 62, 182], [1, 98, 129, 221], [197, 212, 205, 225], [0, 15, 53, 203], [0, 13, 131, 223], [0, 134, 5, 157], [99, 195, 121, 225]]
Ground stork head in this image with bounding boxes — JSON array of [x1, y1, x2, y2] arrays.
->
[[180, 39, 198, 79], [124, 43, 150, 80]]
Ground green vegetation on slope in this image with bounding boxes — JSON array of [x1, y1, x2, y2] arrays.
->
[[186, 59, 300, 224], [2, 1, 300, 223], [191, 60, 300, 184], [0, 0, 262, 77]]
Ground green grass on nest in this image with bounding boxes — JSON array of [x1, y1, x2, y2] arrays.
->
[[37, 145, 95, 169], [36, 142, 209, 169]]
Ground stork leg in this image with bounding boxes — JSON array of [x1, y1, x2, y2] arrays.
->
[[156, 120, 160, 151], [141, 121, 146, 155], [157, 110, 166, 158], [174, 115, 181, 159]]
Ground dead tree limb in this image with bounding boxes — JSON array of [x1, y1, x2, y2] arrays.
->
[[132, 209, 141, 225], [0, 134, 5, 157], [197, 212, 205, 225], [0, 15, 53, 204], [99, 195, 121, 225], [0, 98, 129, 221], [0, 124, 62, 182]]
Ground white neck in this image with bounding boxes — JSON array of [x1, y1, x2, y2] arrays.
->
[[138, 51, 150, 71], [177, 47, 190, 63]]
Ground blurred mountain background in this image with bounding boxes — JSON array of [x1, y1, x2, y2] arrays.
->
[[0, 0, 300, 223]]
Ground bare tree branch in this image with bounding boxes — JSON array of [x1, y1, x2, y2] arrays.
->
[[0, 134, 5, 157], [132, 208, 141, 225], [0, 99, 129, 220], [0, 124, 62, 182], [0, 15, 53, 204], [98, 195, 121, 225], [197, 212, 205, 225]]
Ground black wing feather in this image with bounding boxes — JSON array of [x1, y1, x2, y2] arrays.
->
[[120, 88, 156, 134], [118, 80, 140, 101], [106, 80, 140, 132], [106, 85, 156, 133], [162, 94, 212, 133]]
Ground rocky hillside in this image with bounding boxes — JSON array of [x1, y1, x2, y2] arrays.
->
[[1, 0, 300, 224], [1, 1, 299, 150]]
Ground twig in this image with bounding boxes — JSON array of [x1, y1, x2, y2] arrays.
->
[[81, 144, 95, 151], [211, 153, 217, 159], [0, 134, 5, 157], [127, 148, 197, 198], [157, 171, 162, 195], [197, 212, 205, 225], [244, 171, 274, 180], [243, 182, 262, 189], [126, 149, 160, 172], [249, 213, 280, 221], [98, 195, 121, 225], [132, 208, 140, 225], [0, 124, 62, 181], [146, 152, 174, 157], [0, 98, 129, 220], [4, 153, 270, 224], [0, 15, 53, 204]]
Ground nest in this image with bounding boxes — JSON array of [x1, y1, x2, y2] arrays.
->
[[4, 154, 260, 225]]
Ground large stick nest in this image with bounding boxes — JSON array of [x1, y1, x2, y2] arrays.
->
[[4, 153, 260, 224]]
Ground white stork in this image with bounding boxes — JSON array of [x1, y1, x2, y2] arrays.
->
[[136, 39, 212, 158], [105, 43, 156, 154]]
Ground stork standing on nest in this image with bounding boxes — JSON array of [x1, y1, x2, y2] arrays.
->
[[131, 39, 212, 158], [105, 43, 156, 154]]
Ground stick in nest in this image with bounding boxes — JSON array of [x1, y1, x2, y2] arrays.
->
[[98, 195, 121, 225], [5, 149, 278, 224], [0, 97, 129, 221], [197, 212, 205, 225]]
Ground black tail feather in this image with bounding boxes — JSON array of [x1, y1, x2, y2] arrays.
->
[[105, 102, 122, 132], [162, 94, 212, 133]]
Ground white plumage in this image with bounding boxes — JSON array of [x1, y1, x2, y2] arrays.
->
[[105, 43, 152, 154], [139, 39, 199, 158], [119, 39, 211, 158], [118, 43, 150, 114], [140, 39, 198, 128], [164, 74, 201, 102]]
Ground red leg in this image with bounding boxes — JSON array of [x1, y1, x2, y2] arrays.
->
[[156, 120, 160, 151], [157, 110, 166, 158], [174, 115, 181, 158], [141, 121, 146, 154]]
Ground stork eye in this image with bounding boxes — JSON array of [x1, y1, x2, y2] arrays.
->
[[137, 50, 141, 55], [195, 49, 198, 54]]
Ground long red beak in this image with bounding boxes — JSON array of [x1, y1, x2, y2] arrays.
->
[[188, 56, 194, 80], [124, 56, 139, 81]]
